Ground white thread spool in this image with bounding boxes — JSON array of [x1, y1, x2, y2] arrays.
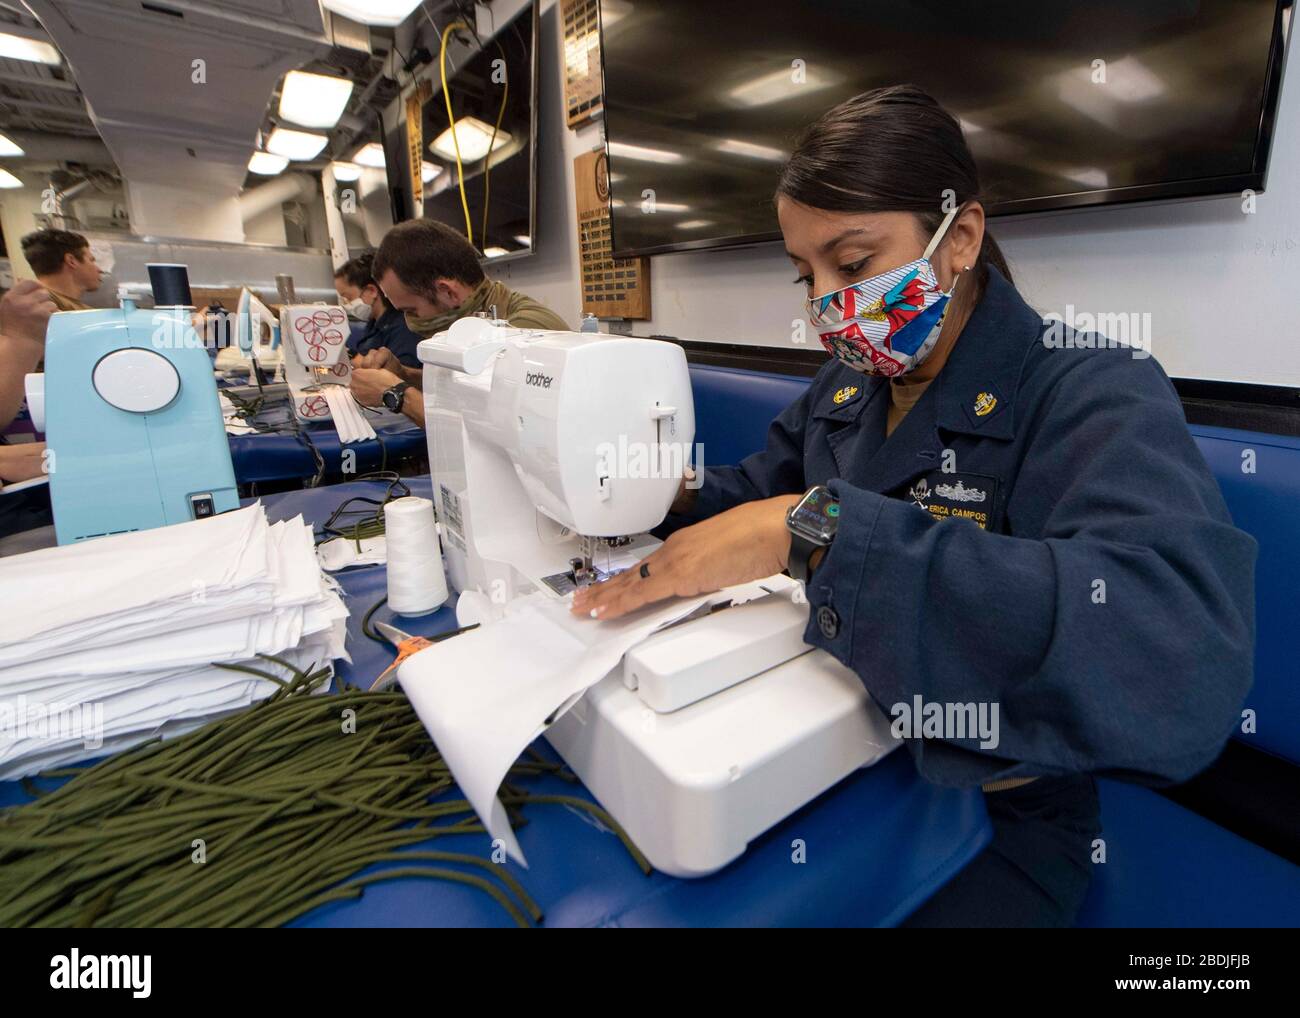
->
[[384, 496, 448, 617]]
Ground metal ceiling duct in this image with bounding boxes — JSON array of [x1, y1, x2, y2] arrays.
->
[[237, 171, 316, 222], [24, 0, 330, 238]]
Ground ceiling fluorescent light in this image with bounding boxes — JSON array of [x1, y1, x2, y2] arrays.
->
[[353, 142, 386, 168], [320, 0, 422, 27], [0, 31, 60, 66], [279, 70, 354, 129], [266, 127, 328, 161], [248, 151, 289, 175]]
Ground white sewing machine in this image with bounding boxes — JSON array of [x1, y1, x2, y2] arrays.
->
[[420, 315, 686, 604], [416, 317, 894, 877]]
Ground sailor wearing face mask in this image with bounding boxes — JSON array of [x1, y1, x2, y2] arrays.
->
[[572, 85, 1257, 927], [333, 251, 425, 368]]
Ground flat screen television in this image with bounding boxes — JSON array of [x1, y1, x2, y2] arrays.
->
[[601, 0, 1289, 257], [406, 1, 538, 263]]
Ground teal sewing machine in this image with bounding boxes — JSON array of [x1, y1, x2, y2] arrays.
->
[[25, 270, 239, 544]]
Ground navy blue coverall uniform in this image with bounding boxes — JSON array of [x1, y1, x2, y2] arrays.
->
[[347, 305, 425, 368], [673, 267, 1257, 925]]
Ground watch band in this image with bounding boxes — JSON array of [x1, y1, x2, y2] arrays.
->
[[786, 484, 838, 583], [788, 531, 819, 584]]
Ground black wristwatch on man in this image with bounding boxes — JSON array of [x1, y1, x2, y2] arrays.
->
[[381, 381, 411, 413], [785, 484, 839, 583]]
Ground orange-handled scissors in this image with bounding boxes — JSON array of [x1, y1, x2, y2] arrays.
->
[[370, 619, 478, 691], [371, 621, 435, 691]]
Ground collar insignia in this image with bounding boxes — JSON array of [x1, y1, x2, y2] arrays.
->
[[972, 391, 998, 417]]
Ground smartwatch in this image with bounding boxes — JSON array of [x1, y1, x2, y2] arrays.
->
[[786, 484, 839, 583], [381, 381, 410, 413]]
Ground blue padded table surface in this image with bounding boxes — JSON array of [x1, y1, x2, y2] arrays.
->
[[0, 478, 991, 927], [226, 400, 426, 486]]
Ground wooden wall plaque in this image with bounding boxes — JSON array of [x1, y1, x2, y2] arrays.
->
[[561, 0, 604, 129], [574, 147, 650, 320]]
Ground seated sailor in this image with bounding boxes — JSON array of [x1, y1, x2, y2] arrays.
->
[[349, 219, 568, 427]]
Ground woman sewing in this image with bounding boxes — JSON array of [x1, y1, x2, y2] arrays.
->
[[571, 85, 1256, 926]]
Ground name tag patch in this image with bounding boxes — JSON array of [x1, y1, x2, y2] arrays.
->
[[902, 472, 1001, 530]]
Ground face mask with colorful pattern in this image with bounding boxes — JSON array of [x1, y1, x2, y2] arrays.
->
[[806, 206, 961, 377]]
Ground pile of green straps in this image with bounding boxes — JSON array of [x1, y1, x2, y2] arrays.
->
[[0, 658, 649, 928]]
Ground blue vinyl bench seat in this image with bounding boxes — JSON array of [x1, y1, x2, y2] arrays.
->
[[1079, 778, 1300, 927]]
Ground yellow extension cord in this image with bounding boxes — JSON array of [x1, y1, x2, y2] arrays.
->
[[437, 20, 509, 251], [439, 20, 475, 247]]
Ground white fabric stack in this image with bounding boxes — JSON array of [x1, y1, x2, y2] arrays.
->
[[0, 504, 349, 780], [322, 387, 377, 443]]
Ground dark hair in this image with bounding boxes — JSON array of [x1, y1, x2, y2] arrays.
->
[[22, 228, 89, 277], [372, 219, 485, 295], [335, 250, 394, 309], [336, 250, 376, 289], [776, 85, 1011, 288]]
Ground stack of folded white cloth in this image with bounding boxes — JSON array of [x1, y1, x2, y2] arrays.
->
[[322, 386, 377, 443], [0, 504, 349, 779]]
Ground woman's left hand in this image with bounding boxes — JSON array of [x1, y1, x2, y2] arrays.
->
[[571, 494, 801, 620]]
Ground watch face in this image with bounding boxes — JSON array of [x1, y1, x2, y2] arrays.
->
[[789, 485, 838, 543], [383, 385, 403, 411]]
